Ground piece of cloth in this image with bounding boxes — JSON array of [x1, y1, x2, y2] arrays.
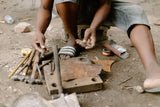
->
[[54, 0, 150, 37]]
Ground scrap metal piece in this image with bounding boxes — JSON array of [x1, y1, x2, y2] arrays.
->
[[60, 57, 102, 81], [102, 40, 129, 59], [91, 59, 115, 72], [43, 57, 103, 95], [61, 63, 102, 81]]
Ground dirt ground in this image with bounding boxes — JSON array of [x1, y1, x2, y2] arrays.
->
[[1, 0, 160, 107]]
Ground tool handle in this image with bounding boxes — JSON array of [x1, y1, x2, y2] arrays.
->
[[22, 49, 36, 75], [31, 51, 40, 79], [8, 51, 31, 78], [53, 45, 63, 95]]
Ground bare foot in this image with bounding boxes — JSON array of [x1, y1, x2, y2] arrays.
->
[[143, 66, 160, 89], [144, 78, 160, 89]]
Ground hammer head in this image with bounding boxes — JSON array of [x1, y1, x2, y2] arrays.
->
[[25, 78, 43, 85], [11, 75, 29, 82]]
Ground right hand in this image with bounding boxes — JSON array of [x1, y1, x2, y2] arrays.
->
[[76, 27, 96, 49], [32, 32, 46, 53]]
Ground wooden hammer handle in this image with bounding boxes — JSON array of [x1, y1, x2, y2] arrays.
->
[[9, 51, 31, 78], [31, 51, 40, 79], [22, 49, 36, 75]]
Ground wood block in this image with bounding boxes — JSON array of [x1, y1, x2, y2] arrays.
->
[[43, 63, 103, 95]]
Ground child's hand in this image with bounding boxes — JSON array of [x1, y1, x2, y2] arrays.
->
[[76, 28, 96, 49], [32, 32, 46, 53]]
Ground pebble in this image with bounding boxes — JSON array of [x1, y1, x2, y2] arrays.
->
[[134, 85, 144, 93], [13, 88, 17, 92], [8, 86, 12, 91], [5, 65, 9, 68], [0, 30, 3, 34], [132, 58, 136, 61]]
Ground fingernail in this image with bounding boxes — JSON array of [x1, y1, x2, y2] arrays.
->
[[41, 45, 45, 49]]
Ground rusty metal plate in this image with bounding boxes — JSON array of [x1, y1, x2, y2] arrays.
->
[[60, 58, 102, 81], [43, 58, 103, 95], [91, 59, 115, 72]]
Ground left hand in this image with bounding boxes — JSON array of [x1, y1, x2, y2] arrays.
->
[[76, 27, 96, 49]]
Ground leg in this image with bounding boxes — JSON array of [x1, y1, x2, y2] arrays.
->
[[56, 2, 79, 59], [110, 0, 160, 90], [130, 25, 160, 89]]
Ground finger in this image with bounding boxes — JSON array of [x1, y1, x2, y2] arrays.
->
[[39, 39, 45, 49], [87, 38, 91, 45], [76, 39, 87, 48], [33, 42, 43, 53], [83, 30, 90, 43], [90, 36, 96, 47], [85, 46, 93, 50]]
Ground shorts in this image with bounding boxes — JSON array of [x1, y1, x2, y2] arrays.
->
[[54, 0, 150, 37]]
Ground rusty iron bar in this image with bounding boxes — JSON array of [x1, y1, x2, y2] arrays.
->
[[53, 45, 63, 95]]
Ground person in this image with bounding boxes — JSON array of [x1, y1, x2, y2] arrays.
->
[[32, 0, 160, 92]]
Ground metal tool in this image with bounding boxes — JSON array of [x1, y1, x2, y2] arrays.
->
[[53, 45, 63, 96], [52, 45, 80, 107], [25, 78, 42, 84], [11, 75, 30, 81], [9, 51, 31, 78], [39, 60, 52, 69], [36, 63, 43, 80], [31, 51, 40, 79], [22, 49, 36, 75]]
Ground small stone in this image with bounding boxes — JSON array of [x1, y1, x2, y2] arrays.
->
[[132, 58, 136, 61], [0, 30, 3, 34], [134, 85, 144, 93], [14, 22, 32, 33], [8, 86, 12, 91], [13, 88, 17, 92], [5, 65, 9, 68], [148, 103, 152, 107], [9, 68, 13, 72]]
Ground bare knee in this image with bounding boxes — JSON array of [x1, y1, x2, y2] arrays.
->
[[56, 2, 79, 14]]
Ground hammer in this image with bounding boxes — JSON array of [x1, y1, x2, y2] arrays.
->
[[11, 75, 30, 81], [30, 51, 40, 79], [24, 78, 43, 84]]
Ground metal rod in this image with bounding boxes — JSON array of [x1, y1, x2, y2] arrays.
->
[[22, 49, 36, 75], [39, 60, 52, 69], [36, 63, 43, 80], [15, 63, 28, 75], [53, 45, 63, 95]]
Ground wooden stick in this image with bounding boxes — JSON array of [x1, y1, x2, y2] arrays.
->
[[0, 20, 5, 24], [22, 49, 36, 75], [31, 51, 40, 79], [8, 51, 32, 78]]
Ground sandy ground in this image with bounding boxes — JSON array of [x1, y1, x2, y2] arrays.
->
[[1, 0, 160, 107]]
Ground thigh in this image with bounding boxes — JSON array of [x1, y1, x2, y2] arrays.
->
[[54, 0, 79, 5], [78, 0, 99, 25], [107, 0, 150, 36]]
